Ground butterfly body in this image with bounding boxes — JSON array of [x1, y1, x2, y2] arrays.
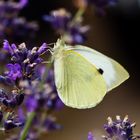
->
[[52, 39, 129, 109]]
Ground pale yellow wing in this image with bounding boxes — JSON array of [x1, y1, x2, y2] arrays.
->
[[69, 45, 129, 92], [54, 50, 107, 109]]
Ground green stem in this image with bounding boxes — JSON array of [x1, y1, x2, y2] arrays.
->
[[4, 112, 11, 120], [73, 8, 85, 22], [20, 112, 35, 140], [62, 8, 85, 39]]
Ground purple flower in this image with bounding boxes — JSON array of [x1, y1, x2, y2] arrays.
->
[[54, 98, 64, 110], [18, 108, 25, 123], [4, 119, 24, 130], [22, 65, 64, 112], [0, 39, 63, 138], [25, 95, 38, 112], [88, 132, 95, 140], [26, 131, 38, 140], [0, 89, 24, 109], [103, 116, 140, 140], [3, 41, 48, 82], [44, 8, 89, 44], [44, 8, 71, 30], [0, 0, 38, 42], [0, 75, 14, 86], [14, 65, 64, 138], [37, 43, 48, 55], [6, 63, 22, 81], [87, 116, 140, 140], [44, 117, 62, 131], [0, 112, 24, 131], [34, 65, 64, 110], [11, 18, 39, 40], [0, 89, 25, 132], [67, 23, 89, 44], [4, 113, 24, 131], [3, 40, 17, 55]]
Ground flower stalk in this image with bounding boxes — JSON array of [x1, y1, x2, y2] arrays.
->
[[20, 112, 35, 140]]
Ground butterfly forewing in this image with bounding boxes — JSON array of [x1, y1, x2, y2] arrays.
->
[[71, 45, 129, 92], [54, 50, 107, 109]]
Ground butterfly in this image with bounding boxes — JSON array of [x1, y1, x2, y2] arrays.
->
[[51, 39, 129, 109]]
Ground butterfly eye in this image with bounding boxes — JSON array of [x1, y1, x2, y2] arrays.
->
[[98, 68, 104, 75]]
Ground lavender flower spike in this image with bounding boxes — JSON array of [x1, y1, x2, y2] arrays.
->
[[44, 8, 71, 30], [6, 63, 22, 81], [103, 115, 140, 140], [3, 41, 48, 82], [87, 116, 140, 140], [44, 8, 89, 44]]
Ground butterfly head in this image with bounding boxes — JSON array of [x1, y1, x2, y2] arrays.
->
[[52, 39, 67, 59]]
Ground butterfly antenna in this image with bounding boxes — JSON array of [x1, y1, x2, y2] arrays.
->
[[47, 42, 56, 53], [47, 42, 55, 46]]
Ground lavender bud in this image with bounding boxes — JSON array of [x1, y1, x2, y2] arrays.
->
[[37, 43, 48, 55], [4, 120, 23, 130]]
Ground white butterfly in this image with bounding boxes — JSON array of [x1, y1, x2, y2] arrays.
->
[[52, 39, 129, 109]]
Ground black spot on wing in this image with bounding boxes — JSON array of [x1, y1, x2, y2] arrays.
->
[[98, 68, 104, 75]]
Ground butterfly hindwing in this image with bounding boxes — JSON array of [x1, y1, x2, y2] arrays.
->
[[54, 50, 107, 109]]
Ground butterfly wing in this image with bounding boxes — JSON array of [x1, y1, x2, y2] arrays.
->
[[54, 50, 107, 109], [69, 45, 129, 92]]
